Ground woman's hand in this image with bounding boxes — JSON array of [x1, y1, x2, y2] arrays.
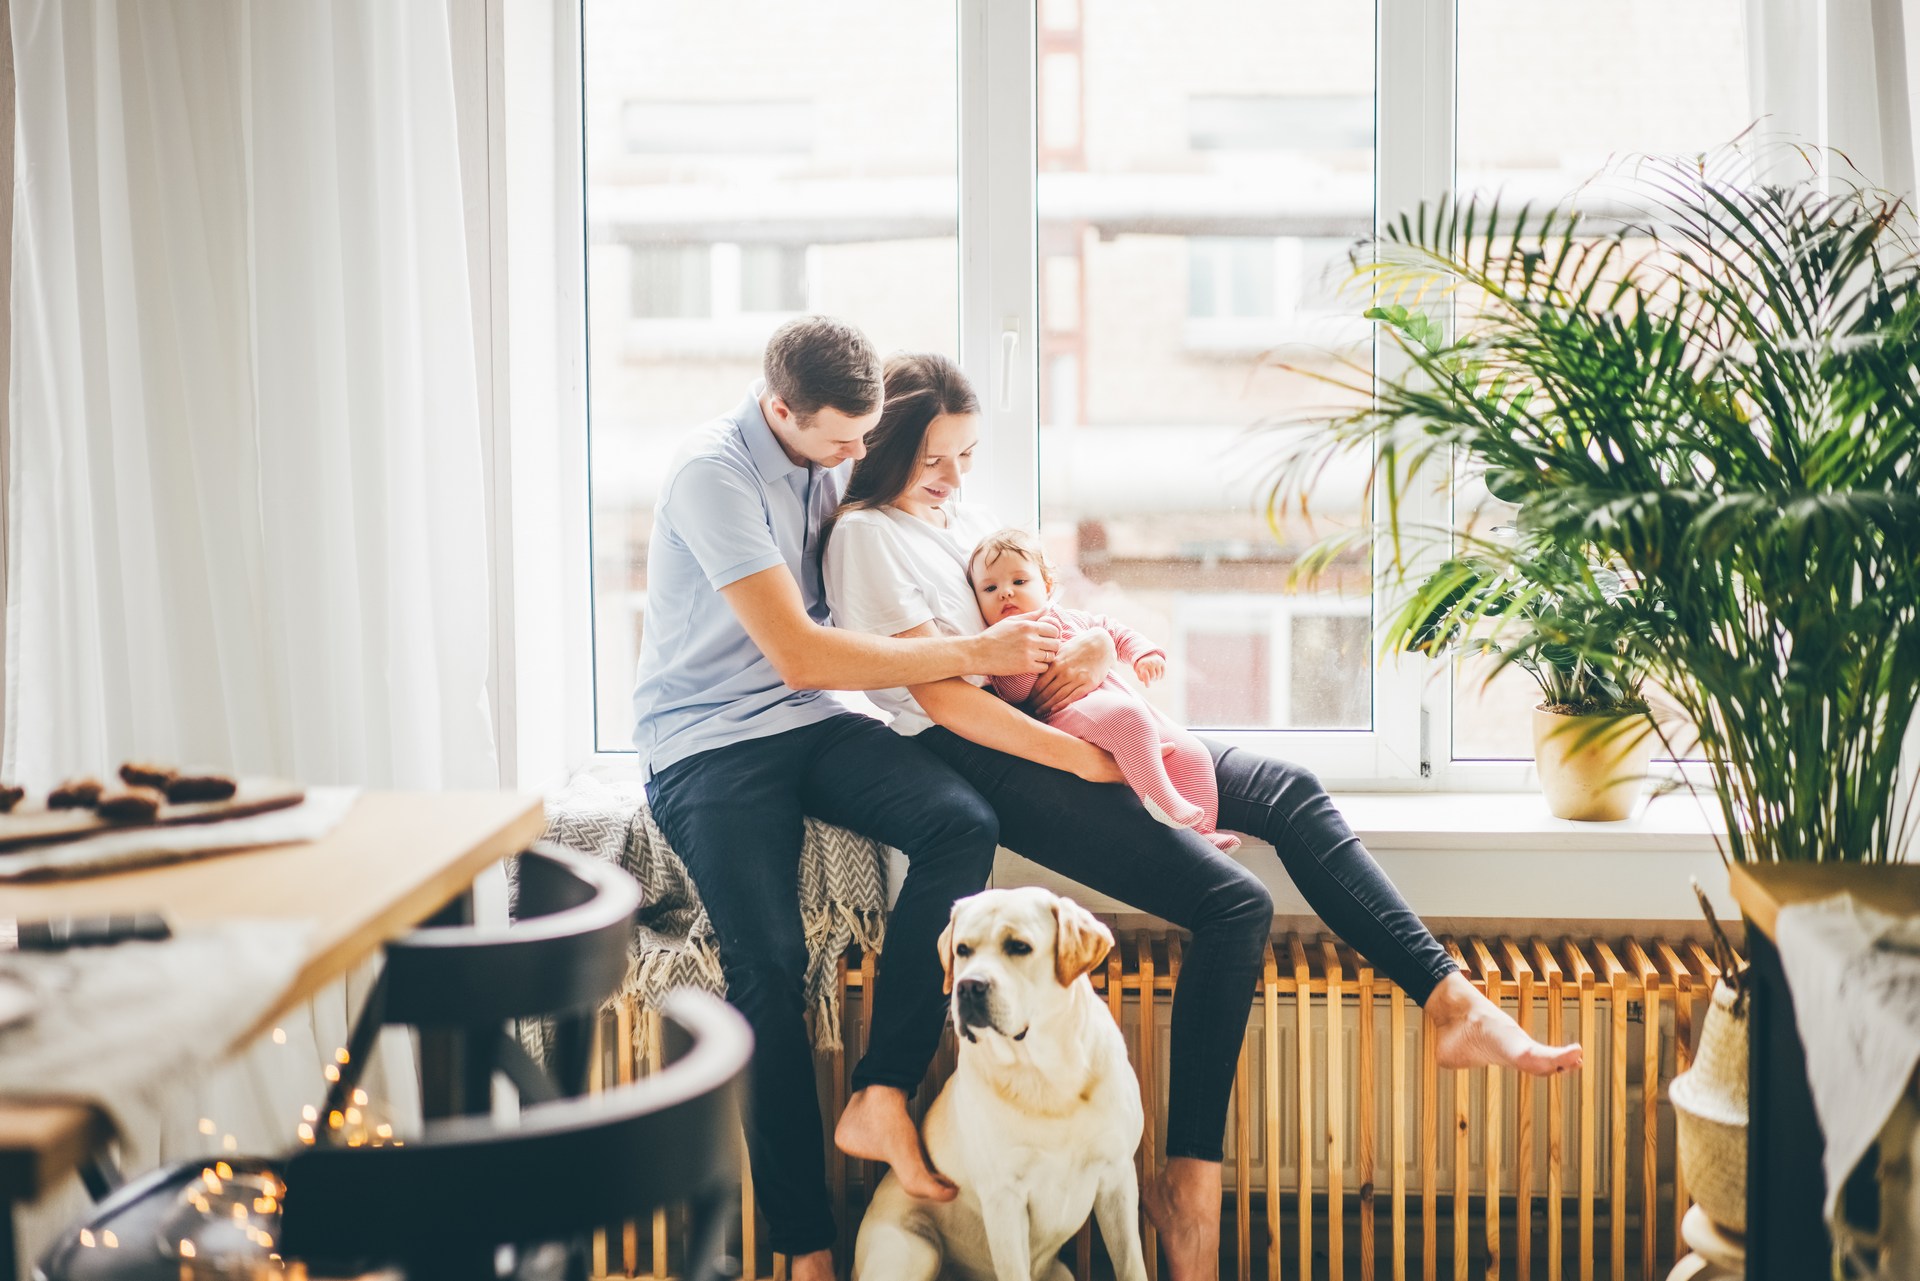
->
[[1134, 654, 1167, 687], [1029, 628, 1117, 717]]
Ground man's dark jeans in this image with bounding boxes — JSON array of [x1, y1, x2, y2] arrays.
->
[[645, 712, 998, 1256]]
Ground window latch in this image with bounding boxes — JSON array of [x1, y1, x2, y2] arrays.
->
[[998, 318, 1021, 412]]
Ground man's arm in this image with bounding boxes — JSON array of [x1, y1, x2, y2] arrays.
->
[[721, 564, 1058, 692], [890, 625, 1125, 783]]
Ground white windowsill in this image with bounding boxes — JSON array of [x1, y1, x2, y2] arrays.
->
[[580, 754, 1738, 927], [992, 788, 1736, 930]]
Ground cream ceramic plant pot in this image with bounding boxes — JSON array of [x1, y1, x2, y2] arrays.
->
[[1531, 706, 1656, 821], [1670, 980, 1749, 1234]]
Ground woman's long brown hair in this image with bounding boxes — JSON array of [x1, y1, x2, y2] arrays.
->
[[837, 352, 981, 515]]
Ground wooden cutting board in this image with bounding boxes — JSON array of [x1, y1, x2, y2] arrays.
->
[[0, 779, 308, 852]]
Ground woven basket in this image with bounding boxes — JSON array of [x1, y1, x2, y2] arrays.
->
[[1670, 980, 1749, 1233]]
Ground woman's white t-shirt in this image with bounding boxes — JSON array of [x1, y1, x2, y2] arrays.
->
[[823, 501, 1003, 736]]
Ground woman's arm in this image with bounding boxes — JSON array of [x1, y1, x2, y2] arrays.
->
[[895, 625, 1125, 783]]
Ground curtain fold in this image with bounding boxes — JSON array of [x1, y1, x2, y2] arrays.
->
[[6, 0, 496, 790], [1747, 0, 1920, 199]]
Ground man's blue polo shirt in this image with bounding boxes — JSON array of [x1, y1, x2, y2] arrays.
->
[[631, 384, 851, 783]]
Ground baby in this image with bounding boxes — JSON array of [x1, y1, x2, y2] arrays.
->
[[969, 528, 1239, 853]]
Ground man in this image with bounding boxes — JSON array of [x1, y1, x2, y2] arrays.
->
[[633, 316, 1063, 1280]]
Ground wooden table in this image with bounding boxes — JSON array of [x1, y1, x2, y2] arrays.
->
[[0, 790, 545, 1273], [1729, 862, 1920, 1281]]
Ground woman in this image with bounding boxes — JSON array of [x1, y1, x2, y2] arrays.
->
[[825, 353, 1580, 1279]]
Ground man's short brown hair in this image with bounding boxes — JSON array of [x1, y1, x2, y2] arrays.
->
[[764, 316, 883, 420]]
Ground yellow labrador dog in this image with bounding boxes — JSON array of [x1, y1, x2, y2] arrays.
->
[[854, 887, 1149, 1281]]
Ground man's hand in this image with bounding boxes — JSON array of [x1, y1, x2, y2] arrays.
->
[[972, 613, 1062, 676], [1067, 740, 1127, 785], [1029, 628, 1117, 718], [1134, 654, 1167, 687]]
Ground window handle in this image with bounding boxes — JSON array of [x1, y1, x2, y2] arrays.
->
[[998, 318, 1020, 412]]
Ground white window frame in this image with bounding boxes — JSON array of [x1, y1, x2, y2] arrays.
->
[[484, 0, 1747, 792]]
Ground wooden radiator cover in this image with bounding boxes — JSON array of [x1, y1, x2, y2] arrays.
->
[[586, 926, 1724, 1281]]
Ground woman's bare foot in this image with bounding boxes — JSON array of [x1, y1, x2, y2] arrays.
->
[[834, 1085, 958, 1201], [1426, 972, 1583, 1075], [1142, 1157, 1222, 1281]]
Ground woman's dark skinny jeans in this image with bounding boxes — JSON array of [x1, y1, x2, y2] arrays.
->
[[913, 729, 1460, 1163]]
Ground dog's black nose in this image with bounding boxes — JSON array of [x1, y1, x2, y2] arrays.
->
[[955, 976, 991, 1024]]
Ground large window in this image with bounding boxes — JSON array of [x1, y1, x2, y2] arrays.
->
[[582, 0, 1759, 780]]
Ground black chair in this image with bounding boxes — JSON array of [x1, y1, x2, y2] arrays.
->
[[35, 843, 651, 1281], [35, 991, 752, 1281], [326, 841, 640, 1121]]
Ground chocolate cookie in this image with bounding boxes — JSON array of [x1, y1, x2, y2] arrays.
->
[[119, 762, 178, 790], [97, 787, 165, 823], [164, 773, 238, 804], [0, 784, 22, 813], [48, 777, 105, 810]]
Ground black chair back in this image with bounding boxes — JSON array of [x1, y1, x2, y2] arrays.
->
[[384, 842, 638, 1027], [325, 842, 639, 1119], [281, 991, 750, 1281]]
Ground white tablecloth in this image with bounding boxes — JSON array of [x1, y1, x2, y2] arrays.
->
[[1775, 892, 1920, 1222]]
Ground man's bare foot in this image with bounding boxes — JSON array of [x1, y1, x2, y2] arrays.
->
[[834, 1085, 957, 1201], [1142, 1157, 1222, 1281], [1426, 972, 1584, 1075], [788, 1248, 835, 1281]]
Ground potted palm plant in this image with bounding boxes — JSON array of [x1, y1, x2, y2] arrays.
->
[[1272, 148, 1920, 864], [1270, 147, 1920, 1237], [1389, 537, 1660, 820]]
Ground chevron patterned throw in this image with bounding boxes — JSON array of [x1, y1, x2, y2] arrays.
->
[[531, 773, 891, 1065]]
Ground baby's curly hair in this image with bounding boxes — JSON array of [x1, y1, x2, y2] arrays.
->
[[968, 527, 1056, 590]]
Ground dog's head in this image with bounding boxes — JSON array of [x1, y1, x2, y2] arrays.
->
[[937, 887, 1114, 1043]]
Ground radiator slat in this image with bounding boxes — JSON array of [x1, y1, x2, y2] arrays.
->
[[1422, 989, 1439, 1281], [1290, 934, 1313, 1281], [1392, 986, 1408, 1281], [1475, 939, 1503, 1281], [1504, 937, 1536, 1281], [1629, 939, 1660, 1281], [1264, 943, 1282, 1281], [1569, 939, 1598, 1281], [1444, 938, 1469, 1281], [1235, 1028, 1252, 1281], [1324, 940, 1346, 1280], [1358, 961, 1377, 1281], [1599, 940, 1629, 1281]]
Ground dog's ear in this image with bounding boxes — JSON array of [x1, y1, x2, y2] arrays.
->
[[1052, 896, 1114, 987], [937, 916, 957, 996]]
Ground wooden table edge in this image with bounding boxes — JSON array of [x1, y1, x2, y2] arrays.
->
[[226, 796, 547, 1053], [1, 793, 548, 1203]]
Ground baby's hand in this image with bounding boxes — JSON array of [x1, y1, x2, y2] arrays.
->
[[1134, 654, 1166, 687]]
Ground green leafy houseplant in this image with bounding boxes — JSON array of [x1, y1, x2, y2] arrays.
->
[[1390, 538, 1654, 718], [1272, 150, 1920, 862]]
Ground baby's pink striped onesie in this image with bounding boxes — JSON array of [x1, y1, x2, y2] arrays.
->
[[989, 606, 1240, 852]]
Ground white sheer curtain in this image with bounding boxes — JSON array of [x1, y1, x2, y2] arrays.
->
[[1748, 0, 1920, 199], [4, 0, 496, 790]]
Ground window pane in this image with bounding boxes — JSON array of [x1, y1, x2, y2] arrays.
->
[[584, 1, 959, 750], [1450, 0, 1750, 760], [1037, 2, 1375, 732]]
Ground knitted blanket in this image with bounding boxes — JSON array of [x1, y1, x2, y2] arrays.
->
[[532, 774, 891, 1064]]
